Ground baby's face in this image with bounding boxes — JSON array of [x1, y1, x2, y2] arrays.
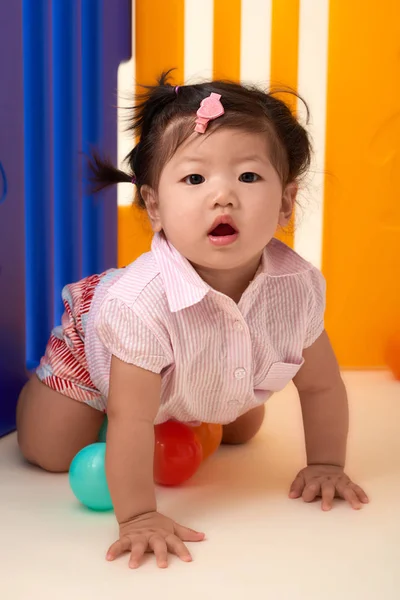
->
[[144, 128, 296, 273]]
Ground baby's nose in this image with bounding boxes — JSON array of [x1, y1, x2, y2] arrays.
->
[[211, 188, 237, 207]]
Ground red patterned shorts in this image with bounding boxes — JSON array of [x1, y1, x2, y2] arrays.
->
[[36, 271, 113, 411]]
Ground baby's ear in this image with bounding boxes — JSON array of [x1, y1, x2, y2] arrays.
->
[[141, 185, 162, 233], [278, 182, 298, 227]]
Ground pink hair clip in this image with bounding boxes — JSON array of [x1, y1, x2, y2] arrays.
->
[[195, 93, 224, 133]]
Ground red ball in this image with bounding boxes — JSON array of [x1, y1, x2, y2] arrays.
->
[[190, 422, 223, 460], [154, 422, 203, 486]]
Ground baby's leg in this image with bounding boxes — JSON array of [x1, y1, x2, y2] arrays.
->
[[16, 375, 104, 473], [222, 405, 265, 445]]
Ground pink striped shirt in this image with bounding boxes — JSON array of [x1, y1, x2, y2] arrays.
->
[[85, 232, 325, 424]]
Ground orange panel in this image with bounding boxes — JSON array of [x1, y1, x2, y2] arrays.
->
[[118, 0, 185, 267], [213, 0, 241, 80], [118, 205, 153, 268], [270, 0, 300, 249], [323, 1, 400, 367], [135, 0, 184, 85]]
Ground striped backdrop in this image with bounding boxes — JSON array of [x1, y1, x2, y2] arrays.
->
[[117, 0, 400, 369]]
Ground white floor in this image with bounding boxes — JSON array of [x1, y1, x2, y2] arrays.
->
[[1, 371, 399, 600]]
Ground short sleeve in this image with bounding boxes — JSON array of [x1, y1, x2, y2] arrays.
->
[[95, 297, 172, 373], [303, 268, 326, 348]]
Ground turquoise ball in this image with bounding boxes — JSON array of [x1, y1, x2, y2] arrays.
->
[[69, 443, 113, 511]]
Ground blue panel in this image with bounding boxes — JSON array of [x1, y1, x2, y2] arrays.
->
[[100, 0, 131, 272], [23, 0, 54, 369], [0, 162, 8, 204], [0, 0, 131, 437], [52, 0, 82, 325], [81, 0, 104, 277], [81, 0, 131, 276]]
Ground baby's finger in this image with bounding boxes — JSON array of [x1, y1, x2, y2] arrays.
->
[[149, 536, 168, 569], [352, 484, 369, 504], [106, 536, 131, 561], [129, 539, 148, 569], [166, 534, 192, 563], [321, 482, 336, 511], [341, 486, 362, 510], [302, 481, 321, 503], [289, 474, 304, 499], [174, 523, 205, 543]]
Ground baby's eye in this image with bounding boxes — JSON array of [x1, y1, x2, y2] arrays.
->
[[184, 174, 205, 185], [239, 172, 260, 183]]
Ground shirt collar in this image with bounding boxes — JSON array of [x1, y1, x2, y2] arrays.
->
[[151, 233, 210, 312], [151, 233, 309, 313]]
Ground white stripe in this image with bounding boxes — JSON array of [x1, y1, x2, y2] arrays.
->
[[184, 0, 214, 82], [117, 0, 135, 206], [240, 0, 272, 86], [294, 0, 330, 268]]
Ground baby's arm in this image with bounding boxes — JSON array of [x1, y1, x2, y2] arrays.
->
[[105, 356, 205, 568], [293, 330, 348, 467], [291, 330, 369, 510], [106, 355, 159, 521]]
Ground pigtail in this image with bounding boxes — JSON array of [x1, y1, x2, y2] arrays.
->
[[128, 70, 179, 138], [88, 150, 132, 193], [264, 90, 312, 182], [88, 71, 179, 198]]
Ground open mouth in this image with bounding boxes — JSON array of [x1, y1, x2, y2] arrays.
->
[[207, 221, 239, 247], [209, 223, 238, 237]]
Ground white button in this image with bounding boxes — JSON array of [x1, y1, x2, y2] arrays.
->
[[228, 399, 239, 406], [234, 320, 243, 331], [234, 368, 246, 380]]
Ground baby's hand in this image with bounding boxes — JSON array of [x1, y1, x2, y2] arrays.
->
[[106, 511, 205, 569], [289, 464, 369, 511]]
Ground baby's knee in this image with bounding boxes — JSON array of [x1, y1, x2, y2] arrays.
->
[[16, 375, 102, 473], [17, 430, 71, 473], [16, 386, 71, 473], [222, 405, 265, 445]]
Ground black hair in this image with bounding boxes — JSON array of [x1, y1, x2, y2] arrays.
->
[[90, 70, 312, 209]]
